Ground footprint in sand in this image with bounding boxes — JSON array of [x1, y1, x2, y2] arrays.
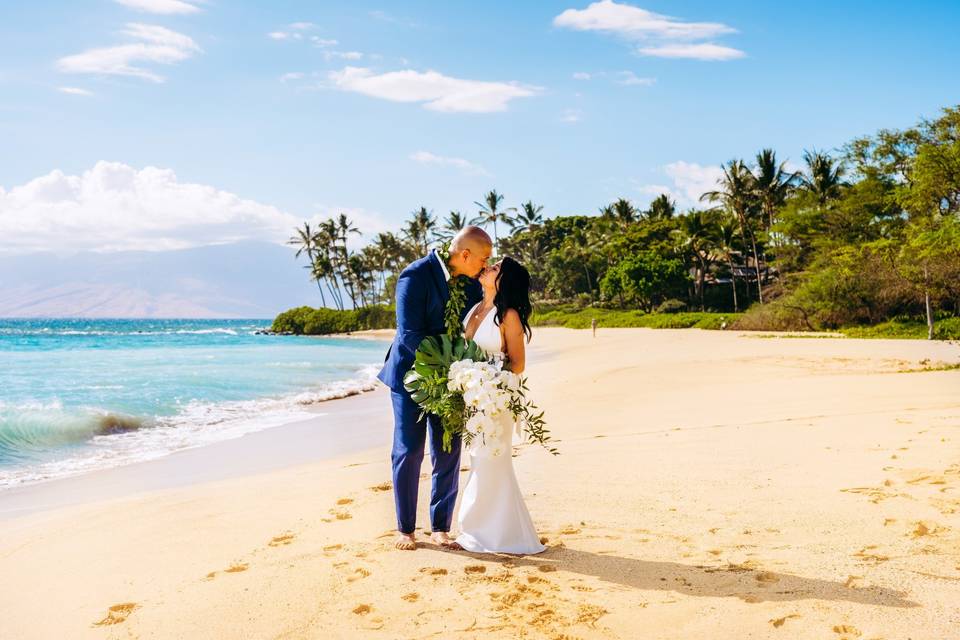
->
[[268, 532, 296, 547], [575, 604, 608, 627], [756, 572, 780, 584], [401, 592, 420, 602], [832, 624, 862, 638], [347, 567, 372, 583], [853, 547, 889, 563], [369, 482, 392, 492], [323, 543, 343, 552], [329, 509, 352, 520], [352, 604, 372, 615], [224, 562, 249, 573], [337, 497, 354, 505], [559, 525, 581, 535], [464, 564, 487, 574], [92, 603, 138, 627], [538, 564, 558, 573], [769, 614, 800, 628], [419, 567, 448, 576]]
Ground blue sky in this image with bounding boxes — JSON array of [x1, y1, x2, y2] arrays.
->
[[1, 0, 958, 254]]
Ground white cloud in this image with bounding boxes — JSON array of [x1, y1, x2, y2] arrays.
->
[[637, 161, 724, 206], [0, 162, 300, 253], [555, 1, 734, 40], [269, 22, 320, 41], [328, 66, 540, 113], [554, 0, 744, 61], [614, 70, 655, 85], [637, 43, 744, 60], [311, 37, 338, 47], [323, 50, 364, 61], [409, 151, 490, 176], [279, 72, 305, 82], [560, 108, 582, 123], [58, 86, 94, 96], [114, 0, 200, 14], [56, 23, 201, 83], [572, 70, 655, 86]]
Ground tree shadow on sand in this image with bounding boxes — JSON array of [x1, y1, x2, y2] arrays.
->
[[429, 544, 918, 608]]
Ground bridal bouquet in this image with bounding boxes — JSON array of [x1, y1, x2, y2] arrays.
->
[[403, 335, 557, 457]]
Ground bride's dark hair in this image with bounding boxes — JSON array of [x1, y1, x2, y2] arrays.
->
[[493, 255, 533, 342]]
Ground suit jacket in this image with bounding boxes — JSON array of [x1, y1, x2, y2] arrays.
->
[[377, 252, 482, 393]]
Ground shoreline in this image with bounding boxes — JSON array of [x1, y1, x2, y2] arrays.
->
[[0, 387, 392, 521], [1, 328, 958, 638]]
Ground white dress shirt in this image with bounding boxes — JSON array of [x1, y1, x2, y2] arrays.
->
[[432, 248, 451, 281]]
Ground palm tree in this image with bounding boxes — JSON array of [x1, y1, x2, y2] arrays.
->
[[287, 222, 327, 307], [673, 210, 716, 311], [474, 189, 516, 249], [753, 148, 798, 237], [509, 201, 544, 234], [331, 214, 361, 308], [598, 204, 615, 219], [801, 149, 846, 205], [701, 159, 765, 304], [714, 221, 741, 312], [404, 206, 437, 256], [436, 210, 474, 242], [647, 194, 676, 220], [612, 198, 637, 223], [315, 220, 346, 310]]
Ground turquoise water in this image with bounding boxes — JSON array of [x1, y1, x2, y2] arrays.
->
[[0, 319, 387, 489]]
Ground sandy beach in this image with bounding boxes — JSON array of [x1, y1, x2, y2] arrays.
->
[[1, 328, 958, 639]]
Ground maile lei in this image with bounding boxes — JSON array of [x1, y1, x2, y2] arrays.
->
[[403, 242, 557, 456], [438, 240, 469, 339]]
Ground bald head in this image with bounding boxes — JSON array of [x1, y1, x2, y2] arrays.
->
[[450, 225, 492, 252], [448, 225, 492, 279]]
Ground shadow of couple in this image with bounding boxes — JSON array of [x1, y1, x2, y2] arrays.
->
[[423, 542, 917, 608]]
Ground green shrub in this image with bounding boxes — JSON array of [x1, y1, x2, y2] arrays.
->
[[529, 304, 741, 330], [271, 305, 396, 335]]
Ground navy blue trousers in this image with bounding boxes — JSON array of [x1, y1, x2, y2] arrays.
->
[[390, 389, 462, 534]]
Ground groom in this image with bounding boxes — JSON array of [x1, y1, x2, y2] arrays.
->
[[377, 226, 491, 550]]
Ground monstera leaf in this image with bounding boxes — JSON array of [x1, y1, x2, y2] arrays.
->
[[403, 334, 485, 452]]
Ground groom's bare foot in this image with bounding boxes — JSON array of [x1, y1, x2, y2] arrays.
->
[[394, 532, 417, 550], [430, 531, 463, 550]]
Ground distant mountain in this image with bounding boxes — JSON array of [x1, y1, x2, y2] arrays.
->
[[0, 242, 326, 318]]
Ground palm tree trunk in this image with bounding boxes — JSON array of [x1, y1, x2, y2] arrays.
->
[[924, 266, 934, 340], [727, 257, 739, 312], [733, 210, 751, 297], [316, 280, 327, 308], [698, 254, 706, 312], [749, 231, 764, 304]]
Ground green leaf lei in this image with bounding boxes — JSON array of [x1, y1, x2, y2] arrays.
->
[[439, 241, 469, 339]]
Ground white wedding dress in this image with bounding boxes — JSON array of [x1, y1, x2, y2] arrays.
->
[[455, 302, 546, 555]]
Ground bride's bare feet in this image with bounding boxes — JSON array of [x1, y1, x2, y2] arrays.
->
[[430, 531, 463, 550], [394, 532, 417, 550]]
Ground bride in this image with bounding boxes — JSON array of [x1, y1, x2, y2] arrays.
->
[[454, 256, 546, 555]]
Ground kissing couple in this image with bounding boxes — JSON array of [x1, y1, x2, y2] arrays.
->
[[376, 226, 547, 555]]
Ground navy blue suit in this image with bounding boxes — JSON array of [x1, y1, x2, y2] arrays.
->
[[377, 252, 482, 534]]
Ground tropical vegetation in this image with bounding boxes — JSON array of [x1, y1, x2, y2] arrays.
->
[[277, 105, 960, 340]]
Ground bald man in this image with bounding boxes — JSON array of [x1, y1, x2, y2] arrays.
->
[[377, 226, 492, 550]]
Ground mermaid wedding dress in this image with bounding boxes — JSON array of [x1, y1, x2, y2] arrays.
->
[[455, 302, 546, 555]]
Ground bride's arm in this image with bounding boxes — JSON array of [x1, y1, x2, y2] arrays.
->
[[500, 309, 526, 374]]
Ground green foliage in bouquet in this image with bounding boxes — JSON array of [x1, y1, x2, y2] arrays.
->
[[403, 334, 485, 452]]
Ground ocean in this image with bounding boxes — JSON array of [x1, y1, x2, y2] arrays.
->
[[0, 318, 388, 490]]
